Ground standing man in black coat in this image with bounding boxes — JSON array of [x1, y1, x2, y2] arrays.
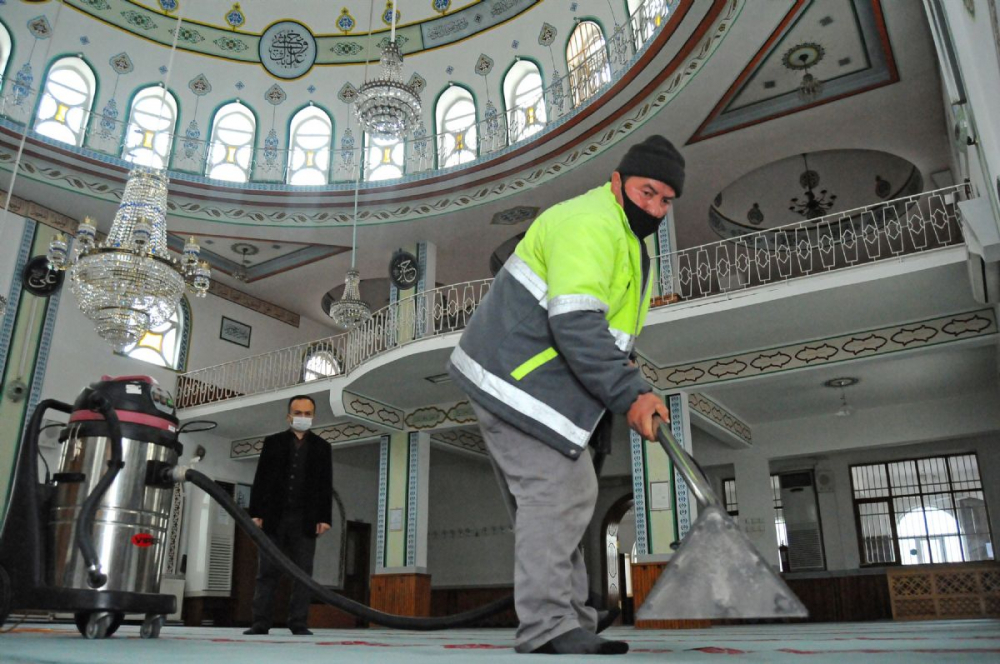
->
[[244, 395, 333, 635]]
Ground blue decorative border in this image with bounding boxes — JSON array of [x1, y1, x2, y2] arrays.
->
[[405, 431, 419, 567], [0, 219, 36, 377], [415, 241, 427, 339], [630, 429, 648, 556], [376, 435, 389, 569], [669, 394, 691, 539]]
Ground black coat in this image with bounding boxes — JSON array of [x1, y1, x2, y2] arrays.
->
[[247, 429, 334, 538]]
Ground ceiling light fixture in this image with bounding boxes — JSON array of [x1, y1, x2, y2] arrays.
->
[[782, 42, 826, 104], [47, 9, 209, 352], [824, 377, 858, 418], [788, 153, 837, 220], [354, 0, 422, 140]]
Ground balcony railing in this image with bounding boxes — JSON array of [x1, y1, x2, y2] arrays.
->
[[0, 0, 675, 189], [175, 185, 971, 409], [653, 184, 970, 302], [176, 280, 492, 409]]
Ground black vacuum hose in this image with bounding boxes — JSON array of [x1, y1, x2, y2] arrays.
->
[[183, 468, 513, 630], [76, 392, 124, 589]]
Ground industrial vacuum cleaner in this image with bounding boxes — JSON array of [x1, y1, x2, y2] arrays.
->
[[0, 375, 805, 640]]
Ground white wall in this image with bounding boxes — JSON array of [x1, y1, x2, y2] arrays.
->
[[427, 447, 514, 587]]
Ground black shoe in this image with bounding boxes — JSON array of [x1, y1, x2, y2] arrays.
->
[[595, 608, 621, 634], [243, 626, 269, 635], [290, 627, 314, 636], [532, 627, 629, 655]]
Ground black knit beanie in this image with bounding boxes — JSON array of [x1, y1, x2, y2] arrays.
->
[[616, 135, 686, 197]]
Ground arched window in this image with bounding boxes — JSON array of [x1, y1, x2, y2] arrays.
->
[[504, 60, 547, 144], [898, 508, 964, 565], [627, 0, 669, 50], [303, 343, 342, 382], [364, 132, 404, 182], [122, 297, 190, 371], [0, 21, 12, 85], [287, 105, 333, 185], [206, 101, 255, 182], [566, 21, 611, 107], [122, 86, 178, 169], [34, 56, 97, 146], [436, 85, 477, 168]]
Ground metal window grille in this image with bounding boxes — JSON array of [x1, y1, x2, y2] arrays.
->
[[850, 454, 994, 566]]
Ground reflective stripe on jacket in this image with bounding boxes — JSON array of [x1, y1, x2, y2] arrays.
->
[[448, 183, 653, 458]]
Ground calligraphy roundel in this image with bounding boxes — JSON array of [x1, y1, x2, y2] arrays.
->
[[259, 20, 317, 80], [22, 255, 63, 297]]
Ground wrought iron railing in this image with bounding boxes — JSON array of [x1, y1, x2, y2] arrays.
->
[[175, 186, 972, 409], [0, 0, 674, 188], [175, 280, 492, 409], [653, 184, 971, 301]]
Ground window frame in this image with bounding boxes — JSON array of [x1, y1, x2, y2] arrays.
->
[[286, 104, 334, 186], [122, 85, 178, 169], [33, 56, 97, 147], [205, 101, 257, 183], [850, 453, 994, 567], [120, 296, 191, 372], [434, 84, 478, 169], [565, 20, 612, 108]]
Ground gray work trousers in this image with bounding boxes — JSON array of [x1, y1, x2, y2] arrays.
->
[[251, 512, 316, 631], [471, 402, 598, 653]]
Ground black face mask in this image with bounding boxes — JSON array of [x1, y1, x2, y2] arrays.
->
[[621, 189, 665, 239]]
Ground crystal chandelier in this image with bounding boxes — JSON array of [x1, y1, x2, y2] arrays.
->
[[48, 166, 210, 351], [354, 0, 422, 140], [328, 136, 371, 329]]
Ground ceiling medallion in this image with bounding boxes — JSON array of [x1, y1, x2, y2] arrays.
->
[[354, 1, 422, 139], [782, 42, 826, 103]]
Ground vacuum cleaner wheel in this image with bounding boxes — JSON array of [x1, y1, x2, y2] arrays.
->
[[75, 611, 124, 639], [0, 565, 10, 628]]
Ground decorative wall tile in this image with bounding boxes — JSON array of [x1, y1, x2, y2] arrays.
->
[[430, 429, 487, 455]]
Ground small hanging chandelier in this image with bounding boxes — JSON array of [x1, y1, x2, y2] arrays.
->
[[788, 153, 837, 220], [782, 42, 826, 104], [354, 0, 422, 139], [328, 130, 371, 329], [48, 166, 210, 351]]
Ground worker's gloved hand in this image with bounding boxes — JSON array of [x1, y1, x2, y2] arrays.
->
[[626, 392, 670, 441]]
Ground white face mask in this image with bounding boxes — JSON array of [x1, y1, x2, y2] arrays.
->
[[290, 416, 312, 432]]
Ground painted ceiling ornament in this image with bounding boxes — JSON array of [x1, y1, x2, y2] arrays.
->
[[332, 42, 364, 56], [259, 21, 317, 79], [173, 25, 205, 44], [215, 36, 249, 53], [122, 11, 158, 31], [340, 127, 355, 168], [265, 83, 287, 105], [188, 73, 212, 96], [382, 0, 401, 27], [27, 16, 53, 40], [182, 119, 201, 159], [110, 52, 134, 75], [225, 3, 246, 30], [378, 34, 409, 49], [412, 121, 429, 159], [475, 53, 494, 76], [538, 22, 557, 47], [98, 97, 119, 140], [407, 72, 427, 94], [433, 0, 452, 15], [263, 128, 280, 167], [158, 0, 179, 14], [12, 62, 33, 107], [782, 42, 826, 103], [337, 7, 356, 34], [79, 0, 112, 9], [338, 82, 359, 104], [746, 202, 764, 226], [875, 175, 892, 199]]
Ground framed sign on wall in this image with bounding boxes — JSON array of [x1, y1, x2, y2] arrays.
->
[[220, 316, 252, 348]]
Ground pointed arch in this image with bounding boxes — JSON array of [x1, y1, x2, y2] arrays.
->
[[206, 101, 256, 182], [287, 104, 334, 185], [34, 55, 97, 147], [122, 85, 178, 168], [435, 84, 478, 168], [566, 20, 611, 107]]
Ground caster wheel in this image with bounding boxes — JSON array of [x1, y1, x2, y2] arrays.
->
[[0, 565, 10, 629], [140, 614, 165, 639], [75, 611, 124, 639]]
